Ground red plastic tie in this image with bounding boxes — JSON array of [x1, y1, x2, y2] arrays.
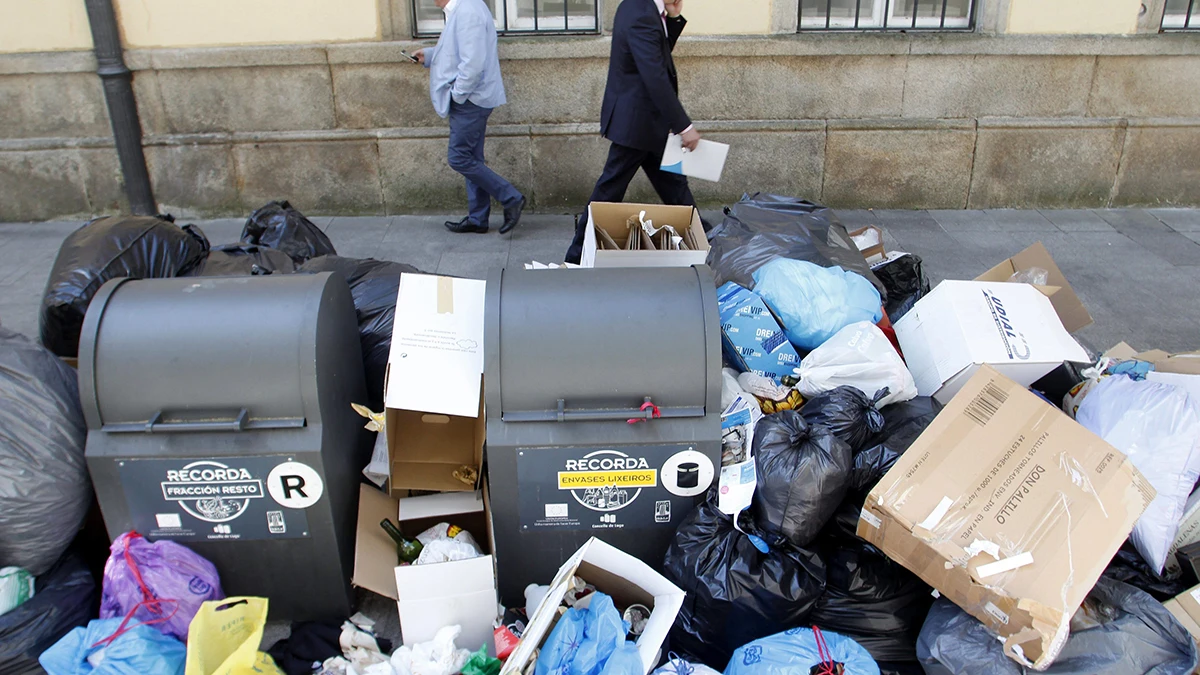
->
[[92, 533, 180, 649], [813, 625, 835, 675], [627, 401, 662, 425]]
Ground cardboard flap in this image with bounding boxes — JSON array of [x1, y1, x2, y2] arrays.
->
[[353, 484, 401, 600], [386, 274, 486, 417], [394, 554, 495, 602], [976, 242, 1093, 333], [398, 489, 484, 521]]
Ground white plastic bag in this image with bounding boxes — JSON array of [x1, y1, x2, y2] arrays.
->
[[1076, 375, 1200, 573], [796, 322, 917, 407], [390, 625, 470, 675]]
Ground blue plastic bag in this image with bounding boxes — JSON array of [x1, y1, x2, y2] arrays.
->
[[599, 642, 644, 675], [752, 259, 882, 351], [723, 627, 879, 675], [535, 592, 638, 675], [39, 617, 186, 675]]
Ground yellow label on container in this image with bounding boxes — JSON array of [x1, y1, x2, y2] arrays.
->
[[557, 470, 658, 490]]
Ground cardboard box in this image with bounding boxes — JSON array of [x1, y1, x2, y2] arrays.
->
[[1167, 489, 1200, 576], [353, 484, 498, 656], [717, 282, 801, 385], [501, 537, 685, 675], [583, 202, 709, 268], [384, 274, 486, 493], [895, 280, 1090, 404], [849, 225, 886, 262], [1104, 342, 1200, 375], [1164, 585, 1200, 646], [858, 366, 1154, 670], [975, 242, 1093, 333]]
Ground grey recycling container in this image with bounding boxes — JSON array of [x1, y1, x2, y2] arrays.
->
[[485, 265, 722, 606], [80, 273, 371, 620]]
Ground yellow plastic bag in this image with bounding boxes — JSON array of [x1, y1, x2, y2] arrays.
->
[[185, 597, 285, 675]]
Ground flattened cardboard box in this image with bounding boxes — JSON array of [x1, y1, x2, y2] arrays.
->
[[858, 366, 1154, 670]]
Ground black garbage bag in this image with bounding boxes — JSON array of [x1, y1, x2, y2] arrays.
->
[[194, 243, 296, 276], [873, 253, 929, 322], [1103, 544, 1192, 601], [810, 538, 934, 664], [917, 578, 1198, 675], [828, 396, 944, 542], [242, 200, 336, 265], [752, 410, 852, 548], [0, 328, 89, 576], [798, 387, 886, 453], [0, 551, 97, 675], [299, 256, 424, 409], [706, 193, 886, 301], [663, 500, 826, 670], [39, 214, 210, 357]]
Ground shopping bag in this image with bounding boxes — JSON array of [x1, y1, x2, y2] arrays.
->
[[185, 597, 284, 675]]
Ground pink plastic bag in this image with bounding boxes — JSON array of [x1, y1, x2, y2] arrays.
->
[[99, 532, 224, 642]]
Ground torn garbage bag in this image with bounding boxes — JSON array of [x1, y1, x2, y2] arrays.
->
[[917, 578, 1198, 675], [810, 538, 933, 664], [798, 386, 885, 453], [752, 259, 882, 352], [663, 500, 826, 670], [706, 193, 886, 300], [194, 244, 296, 276], [299, 256, 423, 409], [1076, 374, 1200, 574], [100, 532, 224, 642], [0, 328, 89, 576], [40, 214, 210, 357], [242, 200, 336, 265], [723, 627, 879, 675], [752, 411, 852, 548], [872, 253, 929, 322], [0, 551, 96, 675], [795, 322, 917, 407]]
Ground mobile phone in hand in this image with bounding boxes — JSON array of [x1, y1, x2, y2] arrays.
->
[[401, 50, 419, 64]]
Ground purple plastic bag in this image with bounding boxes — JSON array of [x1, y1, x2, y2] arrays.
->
[[99, 532, 224, 642]]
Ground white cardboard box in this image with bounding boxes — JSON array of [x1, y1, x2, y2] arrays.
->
[[582, 202, 709, 268], [895, 280, 1089, 404], [500, 538, 685, 675], [383, 274, 487, 493], [353, 485, 498, 656]]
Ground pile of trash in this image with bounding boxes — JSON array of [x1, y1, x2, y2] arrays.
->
[[5, 192, 1200, 675]]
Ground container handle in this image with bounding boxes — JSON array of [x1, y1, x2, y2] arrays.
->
[[101, 409, 306, 434], [501, 397, 704, 423]]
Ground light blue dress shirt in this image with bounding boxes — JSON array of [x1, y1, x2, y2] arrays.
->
[[423, 0, 507, 118]]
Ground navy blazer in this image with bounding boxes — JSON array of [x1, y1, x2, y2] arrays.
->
[[599, 0, 691, 153]]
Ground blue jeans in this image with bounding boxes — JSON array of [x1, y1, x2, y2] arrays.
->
[[447, 100, 522, 227]]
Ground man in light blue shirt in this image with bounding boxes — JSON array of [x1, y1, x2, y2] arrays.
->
[[414, 0, 525, 234]]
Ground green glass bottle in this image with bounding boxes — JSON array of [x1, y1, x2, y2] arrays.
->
[[380, 519, 424, 563]]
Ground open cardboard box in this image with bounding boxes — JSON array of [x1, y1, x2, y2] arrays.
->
[[500, 538, 685, 675], [849, 225, 886, 262], [384, 273, 486, 493], [975, 242, 1093, 333], [1164, 585, 1200, 650], [353, 484, 498, 656], [583, 202, 708, 268]]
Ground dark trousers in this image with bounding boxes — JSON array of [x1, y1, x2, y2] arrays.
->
[[565, 141, 696, 264], [447, 100, 522, 227]]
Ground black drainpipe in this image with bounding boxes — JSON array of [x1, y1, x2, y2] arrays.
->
[[84, 0, 156, 215]]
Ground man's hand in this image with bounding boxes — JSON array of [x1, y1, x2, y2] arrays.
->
[[681, 126, 701, 151], [664, 0, 683, 18], [413, 48, 426, 65]]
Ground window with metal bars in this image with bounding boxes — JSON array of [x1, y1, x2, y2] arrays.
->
[[412, 0, 599, 37], [799, 0, 975, 31], [1163, 0, 1200, 29]]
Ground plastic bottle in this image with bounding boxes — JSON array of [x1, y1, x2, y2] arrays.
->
[[380, 519, 424, 563]]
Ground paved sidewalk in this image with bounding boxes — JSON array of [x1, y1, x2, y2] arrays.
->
[[2, 208, 1199, 353]]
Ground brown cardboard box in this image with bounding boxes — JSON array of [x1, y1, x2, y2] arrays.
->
[[1165, 585, 1200, 647], [1105, 342, 1200, 376], [858, 365, 1154, 670], [582, 202, 709, 268], [976, 242, 1093, 333], [849, 225, 886, 261]]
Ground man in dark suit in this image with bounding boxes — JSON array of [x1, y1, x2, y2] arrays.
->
[[564, 0, 701, 264]]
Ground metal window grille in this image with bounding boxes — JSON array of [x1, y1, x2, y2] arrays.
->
[[413, 0, 599, 37], [1163, 0, 1200, 29], [799, 0, 976, 31]]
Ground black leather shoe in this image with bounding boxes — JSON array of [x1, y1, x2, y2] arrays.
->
[[500, 196, 526, 235], [444, 217, 488, 234]]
